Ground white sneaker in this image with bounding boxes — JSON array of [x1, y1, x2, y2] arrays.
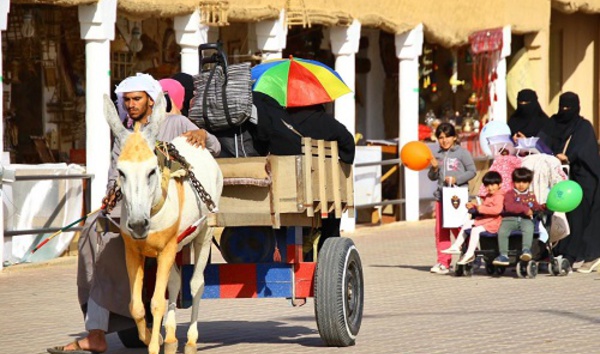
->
[[430, 263, 450, 274], [441, 247, 462, 255]]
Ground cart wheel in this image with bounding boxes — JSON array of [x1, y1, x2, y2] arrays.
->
[[558, 258, 572, 276], [496, 266, 506, 275], [314, 237, 364, 347], [485, 263, 495, 275], [219, 227, 275, 263], [526, 261, 538, 278], [118, 327, 147, 348], [455, 264, 465, 277]]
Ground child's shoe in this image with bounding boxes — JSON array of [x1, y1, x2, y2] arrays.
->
[[520, 248, 532, 262], [430, 263, 450, 275], [441, 246, 462, 255], [493, 255, 510, 266]]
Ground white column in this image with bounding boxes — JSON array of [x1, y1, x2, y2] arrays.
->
[[0, 0, 9, 272], [490, 26, 511, 122], [175, 10, 209, 76], [396, 24, 423, 222], [255, 10, 287, 61], [330, 20, 361, 232], [330, 20, 361, 136], [79, 0, 117, 210]]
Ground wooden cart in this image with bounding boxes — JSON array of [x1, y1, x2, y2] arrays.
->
[[117, 138, 364, 348], [188, 138, 363, 347]]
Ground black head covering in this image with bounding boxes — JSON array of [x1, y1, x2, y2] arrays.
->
[[171, 72, 194, 117], [541, 91, 583, 153], [507, 89, 548, 137], [556, 91, 580, 123]]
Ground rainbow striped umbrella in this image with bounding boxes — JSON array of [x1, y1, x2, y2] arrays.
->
[[251, 56, 352, 107]]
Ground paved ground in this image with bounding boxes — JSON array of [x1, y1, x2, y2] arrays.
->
[[1, 220, 600, 354]]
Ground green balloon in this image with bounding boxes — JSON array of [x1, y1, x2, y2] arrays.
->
[[547, 180, 583, 213]]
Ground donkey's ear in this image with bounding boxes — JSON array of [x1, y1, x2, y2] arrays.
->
[[142, 92, 164, 146], [150, 92, 167, 126], [104, 94, 129, 142]]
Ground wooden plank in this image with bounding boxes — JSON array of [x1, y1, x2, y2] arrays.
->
[[270, 156, 303, 213], [302, 138, 314, 217], [330, 141, 342, 218], [345, 163, 355, 216], [317, 140, 328, 218], [208, 212, 317, 228]]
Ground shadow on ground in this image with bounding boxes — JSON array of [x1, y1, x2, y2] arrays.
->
[[107, 320, 321, 352]]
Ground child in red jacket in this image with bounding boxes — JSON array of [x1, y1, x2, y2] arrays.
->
[[493, 167, 542, 266], [442, 171, 504, 265]]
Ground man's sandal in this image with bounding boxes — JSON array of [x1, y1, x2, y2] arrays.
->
[[46, 340, 102, 354]]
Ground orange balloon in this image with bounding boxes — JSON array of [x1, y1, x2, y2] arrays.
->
[[400, 141, 432, 171]]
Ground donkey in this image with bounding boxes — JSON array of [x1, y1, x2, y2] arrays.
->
[[104, 93, 223, 354]]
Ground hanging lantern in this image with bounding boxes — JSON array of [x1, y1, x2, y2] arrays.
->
[[129, 25, 143, 53], [21, 10, 35, 38]]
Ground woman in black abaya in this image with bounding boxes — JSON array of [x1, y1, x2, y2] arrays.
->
[[508, 89, 548, 139], [540, 92, 600, 273]]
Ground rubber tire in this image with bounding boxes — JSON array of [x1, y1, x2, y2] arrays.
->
[[314, 237, 364, 347], [516, 262, 525, 278], [496, 266, 506, 275], [455, 264, 465, 277], [550, 260, 560, 276], [559, 258, 572, 276], [526, 261, 538, 278], [118, 327, 147, 348], [219, 226, 275, 263], [463, 263, 473, 277], [485, 263, 495, 275]]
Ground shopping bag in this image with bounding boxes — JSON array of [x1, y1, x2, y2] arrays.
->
[[549, 212, 570, 243], [442, 186, 469, 228]]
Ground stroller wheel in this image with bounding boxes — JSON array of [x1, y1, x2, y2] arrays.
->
[[516, 261, 526, 278], [558, 258, 572, 276], [485, 263, 495, 275], [455, 264, 465, 276], [463, 263, 474, 277], [550, 260, 560, 276], [495, 266, 506, 275], [526, 261, 538, 278]]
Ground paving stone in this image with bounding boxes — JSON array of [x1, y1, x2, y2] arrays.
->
[[0, 219, 598, 353]]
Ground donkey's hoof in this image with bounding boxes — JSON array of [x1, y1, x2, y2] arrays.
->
[[184, 343, 198, 354], [164, 341, 178, 354]]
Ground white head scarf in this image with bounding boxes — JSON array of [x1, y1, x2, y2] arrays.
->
[[114, 73, 161, 123]]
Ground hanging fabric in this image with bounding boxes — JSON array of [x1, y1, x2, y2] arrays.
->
[[468, 28, 503, 118]]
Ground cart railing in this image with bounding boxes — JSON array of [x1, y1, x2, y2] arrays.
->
[[208, 138, 354, 228]]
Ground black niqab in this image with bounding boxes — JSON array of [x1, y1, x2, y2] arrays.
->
[[507, 89, 548, 137], [541, 91, 582, 153]]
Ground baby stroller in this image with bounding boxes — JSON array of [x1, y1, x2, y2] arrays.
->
[[455, 209, 571, 278], [454, 139, 571, 278]]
